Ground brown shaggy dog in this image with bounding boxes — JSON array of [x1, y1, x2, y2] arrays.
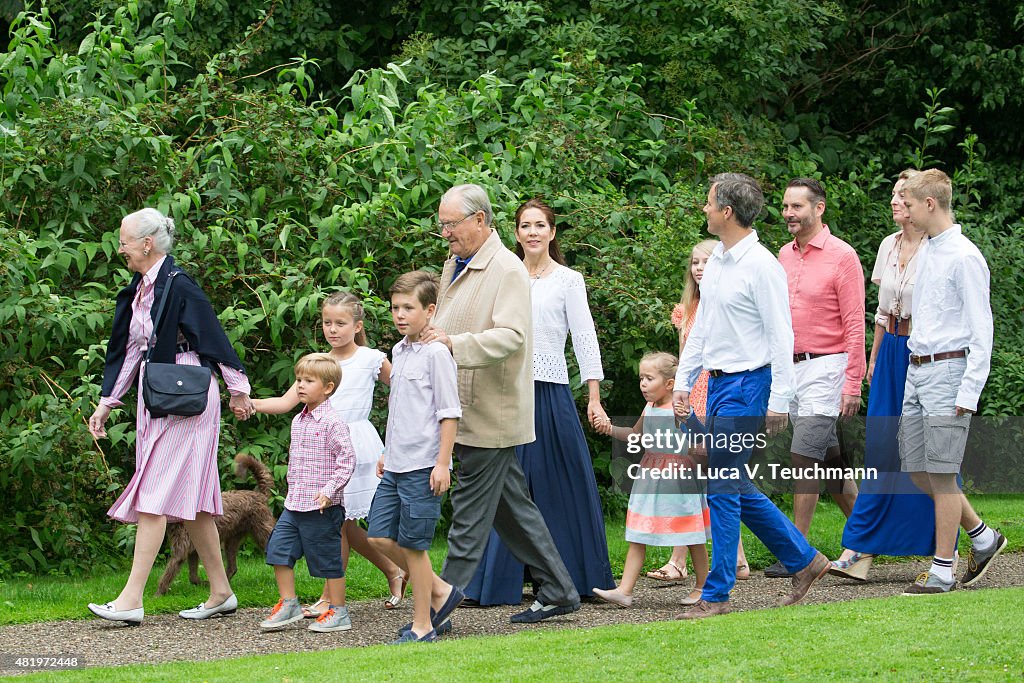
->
[[155, 454, 276, 596]]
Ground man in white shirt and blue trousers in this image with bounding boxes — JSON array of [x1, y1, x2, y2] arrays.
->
[[898, 169, 1007, 595], [674, 173, 830, 619]]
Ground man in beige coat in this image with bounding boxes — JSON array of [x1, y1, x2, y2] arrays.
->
[[421, 183, 580, 625]]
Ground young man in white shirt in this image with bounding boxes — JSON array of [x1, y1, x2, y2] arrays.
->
[[673, 173, 830, 618], [898, 169, 1006, 594]]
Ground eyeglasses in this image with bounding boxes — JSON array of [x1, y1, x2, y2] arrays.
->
[[438, 211, 479, 233], [118, 236, 139, 248]]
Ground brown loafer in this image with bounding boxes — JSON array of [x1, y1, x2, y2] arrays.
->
[[676, 598, 731, 620], [780, 551, 830, 606]]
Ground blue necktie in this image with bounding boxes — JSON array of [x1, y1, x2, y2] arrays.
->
[[451, 257, 471, 282]]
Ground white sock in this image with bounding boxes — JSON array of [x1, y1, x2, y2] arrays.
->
[[973, 526, 996, 551], [930, 557, 954, 583]]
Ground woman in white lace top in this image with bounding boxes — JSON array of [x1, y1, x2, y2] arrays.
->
[[464, 198, 615, 605]]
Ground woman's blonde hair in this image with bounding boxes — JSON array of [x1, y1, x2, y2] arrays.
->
[[322, 291, 367, 346]]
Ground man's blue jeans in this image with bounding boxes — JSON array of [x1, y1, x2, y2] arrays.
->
[[702, 366, 817, 603]]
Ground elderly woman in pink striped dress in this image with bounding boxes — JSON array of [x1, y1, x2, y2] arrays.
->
[[87, 208, 253, 625]]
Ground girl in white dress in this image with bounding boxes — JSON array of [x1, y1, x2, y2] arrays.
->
[[253, 292, 407, 614]]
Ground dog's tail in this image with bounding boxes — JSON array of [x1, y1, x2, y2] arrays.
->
[[234, 453, 275, 499]]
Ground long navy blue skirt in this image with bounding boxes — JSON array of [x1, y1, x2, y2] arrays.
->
[[464, 381, 615, 605], [841, 331, 937, 556]]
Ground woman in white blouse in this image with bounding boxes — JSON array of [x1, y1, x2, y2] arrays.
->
[[463, 198, 616, 605], [831, 170, 938, 580]]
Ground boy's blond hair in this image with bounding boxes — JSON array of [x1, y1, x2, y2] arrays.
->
[[390, 270, 440, 308], [294, 352, 341, 393], [902, 168, 952, 212]]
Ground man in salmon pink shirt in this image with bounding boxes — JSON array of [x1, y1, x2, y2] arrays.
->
[[766, 178, 866, 578]]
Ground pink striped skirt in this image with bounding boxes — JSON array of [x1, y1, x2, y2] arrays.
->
[[107, 352, 223, 523]]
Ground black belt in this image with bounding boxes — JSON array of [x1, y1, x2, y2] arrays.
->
[[793, 352, 831, 363], [708, 364, 770, 378]]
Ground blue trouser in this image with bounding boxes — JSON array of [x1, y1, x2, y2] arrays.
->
[[702, 366, 818, 603]]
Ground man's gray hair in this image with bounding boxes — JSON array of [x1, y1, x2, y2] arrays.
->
[[125, 207, 175, 253], [442, 184, 493, 226], [710, 173, 764, 228]]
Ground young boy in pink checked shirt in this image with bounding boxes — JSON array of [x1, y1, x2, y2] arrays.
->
[[260, 353, 356, 633]]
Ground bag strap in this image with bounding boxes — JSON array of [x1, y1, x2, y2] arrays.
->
[[144, 270, 181, 363]]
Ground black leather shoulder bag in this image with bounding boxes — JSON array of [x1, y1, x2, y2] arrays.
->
[[141, 271, 213, 418]]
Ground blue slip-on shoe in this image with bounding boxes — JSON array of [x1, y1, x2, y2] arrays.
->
[[432, 585, 465, 627], [510, 599, 581, 624], [395, 618, 452, 638], [391, 628, 438, 645]]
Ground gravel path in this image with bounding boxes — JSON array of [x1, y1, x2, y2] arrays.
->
[[2, 553, 1021, 672]]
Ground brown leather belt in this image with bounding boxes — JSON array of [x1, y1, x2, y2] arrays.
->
[[793, 352, 830, 363], [909, 350, 967, 366], [886, 315, 911, 337]]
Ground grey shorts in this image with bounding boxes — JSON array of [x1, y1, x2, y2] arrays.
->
[[789, 353, 845, 459], [899, 358, 971, 474], [790, 415, 840, 460]]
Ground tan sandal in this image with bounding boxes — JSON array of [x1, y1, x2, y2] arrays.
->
[[646, 560, 687, 582], [302, 598, 329, 619], [736, 563, 750, 580], [384, 571, 408, 610]]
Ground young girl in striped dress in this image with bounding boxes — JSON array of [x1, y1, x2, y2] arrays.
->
[[594, 352, 710, 607], [253, 292, 408, 614]]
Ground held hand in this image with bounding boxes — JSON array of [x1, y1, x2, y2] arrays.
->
[[765, 410, 789, 437], [229, 393, 254, 421], [376, 456, 385, 479], [88, 404, 112, 439], [316, 493, 332, 512], [595, 418, 613, 437], [430, 465, 451, 496], [840, 394, 860, 420], [866, 360, 876, 388], [955, 406, 974, 417], [673, 390, 691, 420], [587, 400, 609, 430], [420, 325, 453, 352]]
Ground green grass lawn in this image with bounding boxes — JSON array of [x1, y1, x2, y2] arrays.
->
[[2, 495, 1021, 626], [9, 587, 1024, 682]]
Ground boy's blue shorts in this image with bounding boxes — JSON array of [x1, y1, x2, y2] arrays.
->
[[265, 506, 344, 578], [367, 467, 441, 551]]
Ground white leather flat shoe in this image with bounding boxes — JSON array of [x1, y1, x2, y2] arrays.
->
[[179, 593, 238, 619], [88, 601, 143, 625]]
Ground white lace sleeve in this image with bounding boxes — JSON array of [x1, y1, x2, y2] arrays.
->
[[565, 270, 604, 383]]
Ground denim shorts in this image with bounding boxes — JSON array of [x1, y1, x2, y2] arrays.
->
[[366, 468, 441, 551], [899, 358, 971, 474], [265, 506, 344, 578]]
